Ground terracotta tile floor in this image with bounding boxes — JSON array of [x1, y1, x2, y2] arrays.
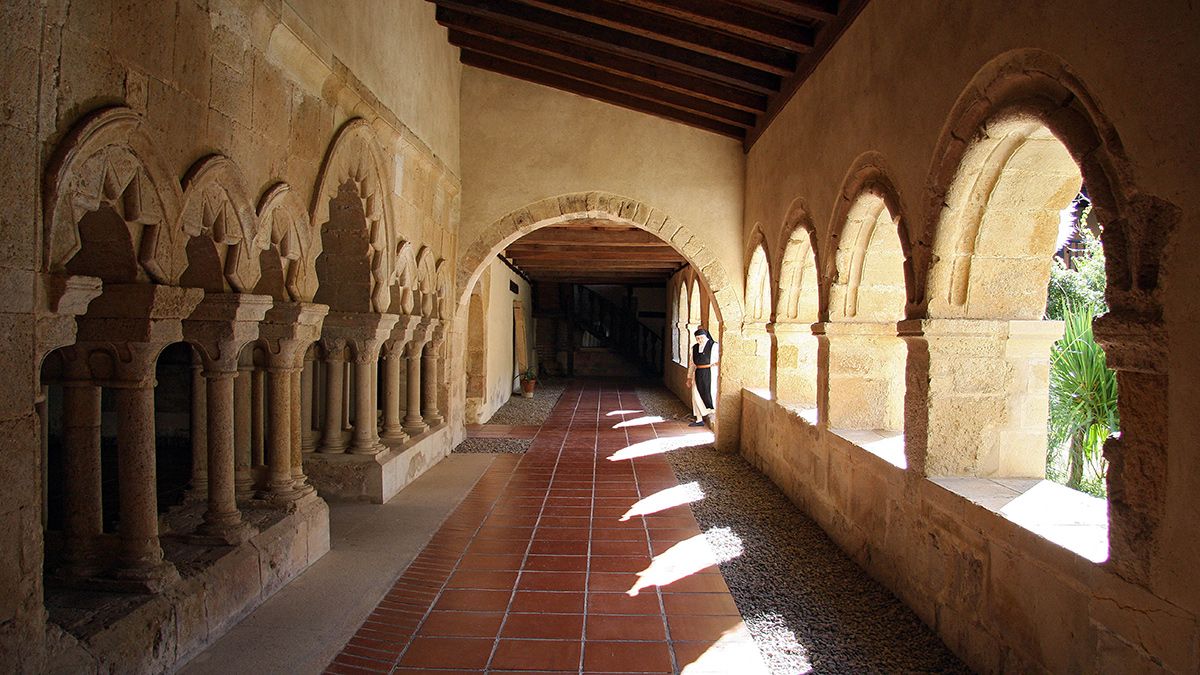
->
[[327, 382, 767, 674]]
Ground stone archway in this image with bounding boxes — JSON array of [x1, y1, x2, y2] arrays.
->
[[455, 191, 746, 449]]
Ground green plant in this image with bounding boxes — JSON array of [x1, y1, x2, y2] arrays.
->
[[1047, 302, 1118, 497], [521, 366, 537, 381], [1046, 208, 1106, 320]]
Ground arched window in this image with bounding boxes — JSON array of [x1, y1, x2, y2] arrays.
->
[[675, 281, 689, 364], [774, 222, 820, 414], [743, 242, 773, 390], [826, 187, 907, 451]]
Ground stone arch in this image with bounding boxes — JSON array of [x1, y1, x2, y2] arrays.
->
[[456, 192, 742, 326], [774, 199, 821, 411], [744, 226, 772, 323], [823, 156, 910, 432], [178, 155, 264, 293], [688, 278, 702, 325], [44, 106, 187, 285], [673, 280, 688, 363], [311, 118, 395, 313], [455, 191, 745, 448], [256, 182, 321, 302], [415, 246, 436, 317], [387, 241, 418, 315], [826, 157, 910, 323], [913, 49, 1176, 580], [433, 260, 451, 320]]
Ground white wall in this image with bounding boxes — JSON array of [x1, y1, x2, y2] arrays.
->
[[478, 258, 532, 422]]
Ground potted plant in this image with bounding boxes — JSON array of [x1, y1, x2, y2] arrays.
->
[[520, 366, 537, 398]]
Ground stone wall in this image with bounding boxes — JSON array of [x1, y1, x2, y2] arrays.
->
[[737, 1, 1200, 671], [0, 0, 461, 668]]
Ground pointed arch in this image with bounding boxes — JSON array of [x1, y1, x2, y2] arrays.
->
[[178, 155, 264, 293], [776, 199, 820, 324], [744, 225, 772, 324], [688, 277, 702, 325], [433, 259, 451, 320], [415, 246, 437, 317], [256, 182, 321, 302], [311, 118, 395, 312], [44, 106, 186, 284]]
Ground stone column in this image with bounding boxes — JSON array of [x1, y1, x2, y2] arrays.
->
[[771, 322, 820, 410], [187, 355, 207, 500], [319, 341, 346, 453], [380, 343, 407, 443], [183, 293, 273, 543], [349, 346, 383, 454], [263, 367, 298, 500], [290, 369, 314, 496], [422, 330, 444, 427], [403, 336, 429, 436], [251, 368, 265, 467], [300, 355, 316, 452], [60, 381, 103, 578], [234, 360, 254, 497], [819, 321, 907, 432]]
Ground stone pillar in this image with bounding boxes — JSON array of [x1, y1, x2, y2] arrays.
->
[[197, 370, 255, 543], [319, 342, 346, 453], [251, 368, 266, 467], [60, 381, 103, 578], [263, 367, 298, 500], [349, 348, 383, 454], [403, 337, 429, 436], [290, 369, 313, 496], [188, 355, 208, 500], [821, 321, 907, 432], [300, 355, 316, 452], [422, 330, 444, 427], [772, 322, 820, 410], [901, 319, 1062, 477], [234, 360, 254, 497], [183, 293, 273, 543], [380, 343, 408, 443]]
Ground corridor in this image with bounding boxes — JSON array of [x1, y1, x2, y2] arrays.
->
[[324, 381, 965, 674]]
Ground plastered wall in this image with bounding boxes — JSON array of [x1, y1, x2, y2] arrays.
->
[[477, 258, 532, 424], [739, 0, 1200, 671]]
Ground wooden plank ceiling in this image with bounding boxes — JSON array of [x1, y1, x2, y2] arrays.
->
[[431, 0, 870, 148], [503, 221, 686, 285]]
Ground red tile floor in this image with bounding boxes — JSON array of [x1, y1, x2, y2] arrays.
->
[[327, 382, 768, 674]]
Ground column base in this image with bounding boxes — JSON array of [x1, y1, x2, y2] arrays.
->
[[402, 420, 428, 436], [184, 483, 208, 502], [192, 517, 258, 546], [102, 560, 179, 594], [347, 442, 386, 455], [256, 488, 321, 514], [423, 414, 444, 426], [380, 428, 409, 444]]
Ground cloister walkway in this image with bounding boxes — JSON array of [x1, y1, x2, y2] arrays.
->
[[327, 383, 769, 674]]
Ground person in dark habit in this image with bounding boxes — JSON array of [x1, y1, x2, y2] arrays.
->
[[686, 327, 718, 427]]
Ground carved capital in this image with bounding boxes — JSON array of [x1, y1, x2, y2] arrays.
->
[[182, 292, 273, 372]]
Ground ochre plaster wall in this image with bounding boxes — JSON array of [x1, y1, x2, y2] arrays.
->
[[1, 0, 461, 668], [459, 66, 746, 307], [740, 0, 1200, 672], [478, 258, 532, 423]]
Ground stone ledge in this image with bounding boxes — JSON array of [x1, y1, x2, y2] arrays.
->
[[44, 497, 330, 674], [305, 424, 452, 503]]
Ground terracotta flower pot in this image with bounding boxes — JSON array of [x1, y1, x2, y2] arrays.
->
[[520, 378, 536, 398]]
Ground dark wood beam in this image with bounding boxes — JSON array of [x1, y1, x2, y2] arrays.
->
[[510, 0, 798, 75], [505, 249, 686, 262], [515, 228, 669, 246], [744, 0, 870, 149], [450, 32, 758, 128], [730, 0, 839, 23], [433, 0, 780, 94], [531, 276, 669, 284], [620, 0, 816, 52], [461, 51, 745, 139]]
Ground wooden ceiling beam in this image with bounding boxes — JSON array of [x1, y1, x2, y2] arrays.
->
[[744, 0, 870, 149], [450, 32, 758, 128], [504, 250, 686, 262], [461, 51, 745, 139], [620, 0, 816, 52], [510, 0, 797, 75], [443, 14, 767, 113], [514, 228, 668, 246], [433, 0, 780, 94], [729, 0, 839, 23]]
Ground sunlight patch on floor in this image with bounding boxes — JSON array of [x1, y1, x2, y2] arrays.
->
[[620, 482, 704, 521], [612, 415, 666, 428], [627, 526, 743, 596], [606, 432, 714, 461]]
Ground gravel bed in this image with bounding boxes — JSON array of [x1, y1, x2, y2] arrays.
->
[[636, 386, 969, 674], [484, 378, 568, 425], [451, 437, 532, 454], [634, 384, 694, 421]]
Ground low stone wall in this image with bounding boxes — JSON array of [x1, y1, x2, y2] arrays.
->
[[305, 425, 452, 503], [739, 390, 1197, 673], [45, 497, 330, 674]]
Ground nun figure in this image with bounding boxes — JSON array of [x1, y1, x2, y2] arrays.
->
[[686, 328, 718, 427]]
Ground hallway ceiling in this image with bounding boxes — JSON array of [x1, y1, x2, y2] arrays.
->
[[503, 221, 686, 285], [431, 0, 870, 148]]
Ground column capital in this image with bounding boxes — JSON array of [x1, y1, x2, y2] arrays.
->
[[74, 284, 205, 385], [322, 311, 400, 364], [260, 301, 330, 369], [35, 272, 103, 362], [182, 292, 273, 373]]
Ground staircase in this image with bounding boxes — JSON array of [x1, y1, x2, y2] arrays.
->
[[565, 285, 664, 375]]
